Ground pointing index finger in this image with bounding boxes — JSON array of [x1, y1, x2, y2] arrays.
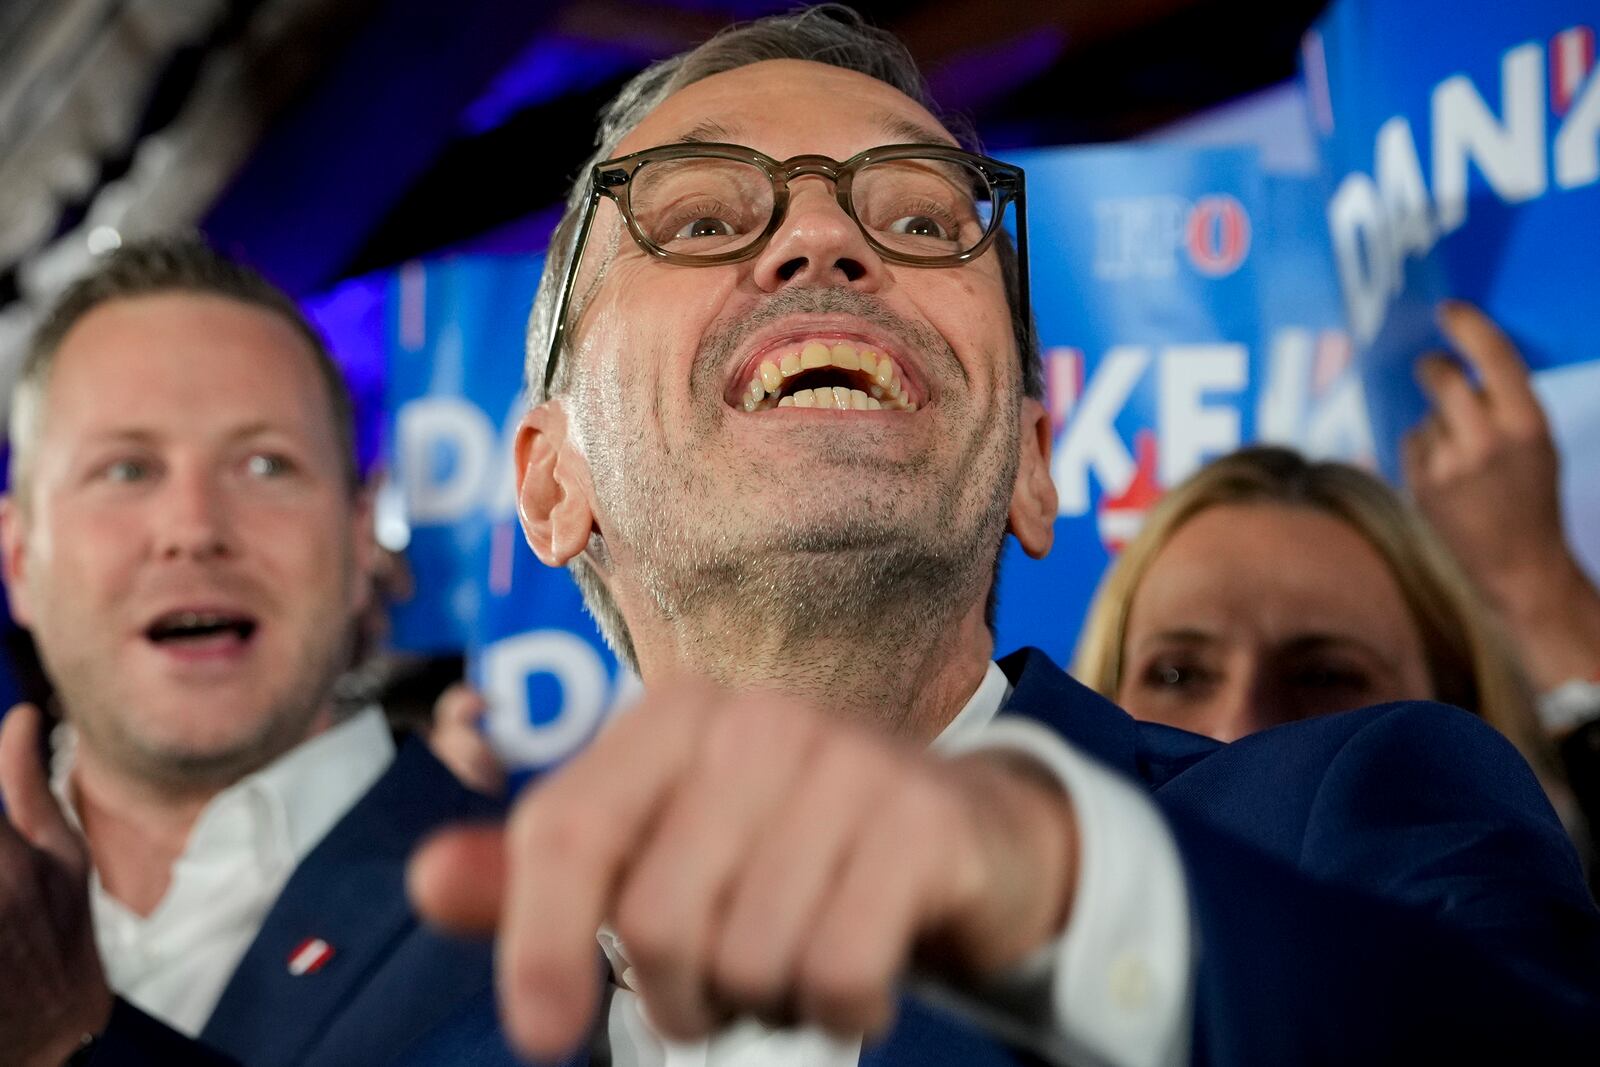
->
[[495, 680, 718, 1059]]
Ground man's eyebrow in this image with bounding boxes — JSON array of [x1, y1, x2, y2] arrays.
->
[[875, 112, 959, 148], [81, 428, 159, 447], [226, 421, 300, 442], [80, 422, 300, 447]]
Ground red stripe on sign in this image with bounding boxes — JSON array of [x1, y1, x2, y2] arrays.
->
[[1551, 26, 1596, 115], [288, 938, 334, 976], [1046, 346, 1084, 435], [1301, 31, 1335, 135], [489, 520, 516, 596], [399, 261, 427, 351]]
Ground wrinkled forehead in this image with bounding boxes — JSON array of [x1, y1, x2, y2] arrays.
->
[[612, 59, 960, 161]]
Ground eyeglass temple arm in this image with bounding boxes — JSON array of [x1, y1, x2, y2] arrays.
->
[[1012, 185, 1034, 365], [541, 188, 605, 397]]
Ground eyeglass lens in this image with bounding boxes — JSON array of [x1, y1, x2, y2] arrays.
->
[[625, 155, 997, 259]]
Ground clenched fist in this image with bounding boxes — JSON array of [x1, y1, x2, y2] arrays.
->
[[408, 678, 1078, 1060]]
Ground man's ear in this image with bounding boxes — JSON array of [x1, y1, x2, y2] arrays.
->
[[514, 402, 595, 567], [0, 495, 35, 627], [1008, 397, 1057, 560]]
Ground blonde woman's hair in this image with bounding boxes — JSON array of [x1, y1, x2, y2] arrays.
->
[[1072, 445, 1555, 775]]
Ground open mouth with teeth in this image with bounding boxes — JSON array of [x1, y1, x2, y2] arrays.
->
[[145, 610, 258, 647], [738, 341, 918, 413]]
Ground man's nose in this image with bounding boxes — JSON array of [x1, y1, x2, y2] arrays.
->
[[155, 470, 233, 561], [749, 179, 886, 293]]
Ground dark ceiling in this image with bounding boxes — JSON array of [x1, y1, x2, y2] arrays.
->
[[207, 0, 1331, 295], [4, 0, 1332, 305]]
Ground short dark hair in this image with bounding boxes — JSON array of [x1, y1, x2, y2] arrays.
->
[[10, 236, 359, 497]]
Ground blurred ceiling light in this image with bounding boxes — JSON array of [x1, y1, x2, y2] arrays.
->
[[86, 224, 121, 254]]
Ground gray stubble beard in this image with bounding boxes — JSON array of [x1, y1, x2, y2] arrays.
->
[[573, 287, 1021, 690]]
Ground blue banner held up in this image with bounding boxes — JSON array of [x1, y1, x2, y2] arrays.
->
[[382, 254, 631, 772], [1307, 0, 1600, 473]]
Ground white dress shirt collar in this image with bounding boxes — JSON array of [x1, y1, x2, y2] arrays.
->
[[52, 706, 396, 1036], [930, 660, 1013, 752]]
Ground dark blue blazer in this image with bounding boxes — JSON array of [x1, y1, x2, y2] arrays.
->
[[1003, 648, 1600, 1064], [86, 737, 502, 1067], [396, 649, 1600, 1066], [96, 655, 1600, 1062]]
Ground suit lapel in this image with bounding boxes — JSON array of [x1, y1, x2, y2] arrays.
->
[[200, 740, 496, 1067], [997, 648, 1143, 777], [997, 648, 1221, 791]]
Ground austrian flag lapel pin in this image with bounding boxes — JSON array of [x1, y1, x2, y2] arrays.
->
[[287, 937, 335, 977]]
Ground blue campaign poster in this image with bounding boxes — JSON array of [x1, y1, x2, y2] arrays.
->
[[383, 256, 543, 652], [381, 255, 632, 771], [992, 144, 1362, 661]]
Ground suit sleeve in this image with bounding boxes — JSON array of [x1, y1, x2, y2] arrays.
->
[[83, 998, 243, 1067], [1165, 701, 1600, 1065]]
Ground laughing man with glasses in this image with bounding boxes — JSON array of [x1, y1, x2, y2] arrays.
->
[[26, 9, 1597, 1067], [392, 6, 1600, 1067]]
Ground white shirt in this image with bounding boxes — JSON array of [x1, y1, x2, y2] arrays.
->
[[52, 708, 396, 1036], [602, 663, 1194, 1067]]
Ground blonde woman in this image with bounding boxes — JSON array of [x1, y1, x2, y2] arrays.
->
[[1072, 444, 1593, 863], [1076, 446, 1542, 747]]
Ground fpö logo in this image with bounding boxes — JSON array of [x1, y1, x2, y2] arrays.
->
[[1326, 25, 1599, 346], [1093, 193, 1252, 281]]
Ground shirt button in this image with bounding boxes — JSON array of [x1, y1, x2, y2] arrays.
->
[[1108, 952, 1153, 1011]]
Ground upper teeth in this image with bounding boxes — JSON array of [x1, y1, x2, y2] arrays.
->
[[740, 341, 916, 413]]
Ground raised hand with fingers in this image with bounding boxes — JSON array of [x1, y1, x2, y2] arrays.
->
[[407, 678, 1079, 1062], [428, 682, 506, 797], [1404, 301, 1600, 695], [0, 703, 113, 1067]]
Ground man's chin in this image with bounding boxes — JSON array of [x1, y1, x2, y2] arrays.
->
[[82, 706, 320, 794]]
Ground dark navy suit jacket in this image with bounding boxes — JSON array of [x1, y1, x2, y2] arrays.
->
[[91, 651, 1600, 1065], [85, 737, 502, 1067], [396, 649, 1600, 1067]]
